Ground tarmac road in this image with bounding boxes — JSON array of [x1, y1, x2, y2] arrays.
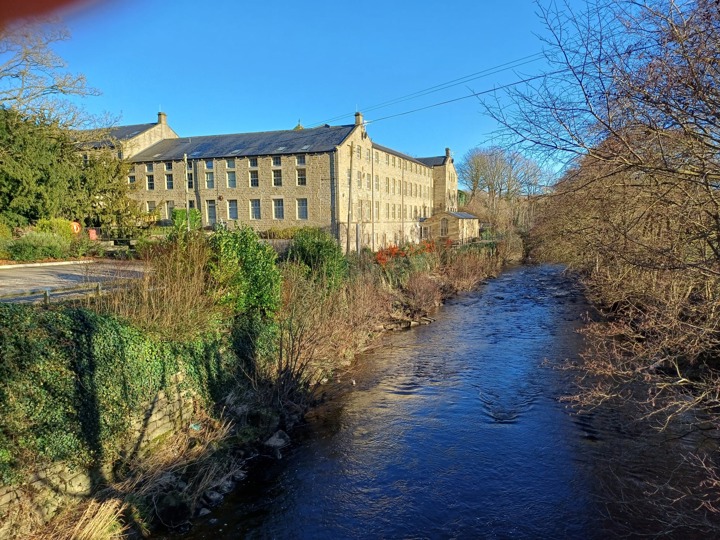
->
[[0, 260, 143, 301]]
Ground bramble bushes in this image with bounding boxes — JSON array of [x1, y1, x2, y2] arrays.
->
[[91, 234, 218, 339]]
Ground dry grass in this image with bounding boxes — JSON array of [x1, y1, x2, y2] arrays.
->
[[441, 249, 498, 292], [89, 236, 221, 338], [403, 272, 443, 316], [9, 409, 237, 540], [254, 264, 392, 409]]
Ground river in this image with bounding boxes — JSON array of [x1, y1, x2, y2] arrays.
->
[[183, 264, 719, 539]]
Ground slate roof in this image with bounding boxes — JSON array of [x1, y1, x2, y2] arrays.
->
[[372, 143, 428, 166], [131, 125, 357, 162], [449, 212, 478, 219], [416, 156, 447, 167], [77, 123, 157, 147]]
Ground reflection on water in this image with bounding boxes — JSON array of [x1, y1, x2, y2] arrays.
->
[[184, 265, 720, 539]]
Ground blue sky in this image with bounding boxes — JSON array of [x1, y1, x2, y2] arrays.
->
[[51, 0, 570, 161]]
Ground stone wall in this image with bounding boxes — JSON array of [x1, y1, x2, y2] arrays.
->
[[0, 373, 195, 538]]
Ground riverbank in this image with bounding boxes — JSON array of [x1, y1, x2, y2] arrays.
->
[[0, 229, 503, 539]]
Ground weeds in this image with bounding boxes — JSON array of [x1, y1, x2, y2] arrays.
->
[[89, 234, 220, 339]]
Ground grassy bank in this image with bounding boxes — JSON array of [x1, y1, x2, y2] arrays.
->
[[0, 228, 500, 538]]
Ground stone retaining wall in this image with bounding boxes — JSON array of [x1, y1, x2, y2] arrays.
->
[[0, 373, 196, 538]]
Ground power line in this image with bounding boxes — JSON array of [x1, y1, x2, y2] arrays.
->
[[307, 52, 546, 127], [364, 70, 565, 125]]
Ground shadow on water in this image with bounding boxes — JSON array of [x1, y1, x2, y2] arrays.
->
[[181, 264, 720, 540]]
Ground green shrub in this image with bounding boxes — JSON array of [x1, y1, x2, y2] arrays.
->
[[36, 218, 75, 242], [0, 221, 11, 240], [69, 233, 105, 258], [171, 208, 202, 232], [209, 227, 282, 319], [6, 232, 71, 261], [260, 227, 304, 240], [288, 228, 347, 289]]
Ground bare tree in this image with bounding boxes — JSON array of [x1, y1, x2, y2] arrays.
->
[[495, 0, 720, 526], [0, 21, 97, 125]]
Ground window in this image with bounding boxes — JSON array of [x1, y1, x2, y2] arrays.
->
[[366, 173, 371, 190], [374, 175, 379, 191], [128, 175, 136, 185], [296, 155, 306, 166], [226, 158, 235, 169], [273, 169, 282, 186], [392, 204, 396, 219], [147, 175, 155, 190], [206, 172, 214, 189], [228, 199, 238, 220], [392, 156, 396, 167], [250, 170, 259, 187], [374, 151, 379, 163], [146, 163, 154, 173], [147, 201, 156, 213], [297, 169, 307, 186], [357, 171, 362, 190], [374, 201, 379, 220], [207, 200, 216, 224], [187, 173, 194, 189], [227, 171, 236, 188], [392, 178, 396, 195], [297, 198, 308, 220], [356, 146, 362, 159], [273, 199, 284, 219], [249, 157, 258, 167], [164, 162, 172, 171], [365, 149, 370, 162], [272, 156, 281, 167], [385, 154, 389, 165], [441, 218, 449, 236], [385, 203, 389, 219], [188, 200, 195, 209], [346, 169, 351, 187], [250, 199, 261, 220], [205, 159, 214, 170], [166, 201, 174, 219], [165, 174, 173, 190], [385, 177, 389, 193]]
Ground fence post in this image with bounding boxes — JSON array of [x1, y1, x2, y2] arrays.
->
[[43, 289, 49, 306]]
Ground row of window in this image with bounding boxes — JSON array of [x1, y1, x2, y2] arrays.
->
[[354, 146, 430, 176], [143, 155, 307, 175], [147, 198, 309, 221], [354, 201, 429, 221], [132, 168, 308, 190], [346, 171, 431, 198]]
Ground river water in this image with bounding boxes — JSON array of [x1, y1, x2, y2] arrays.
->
[[184, 264, 719, 539]]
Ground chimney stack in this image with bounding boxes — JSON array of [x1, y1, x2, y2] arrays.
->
[[158, 111, 167, 125], [355, 112, 364, 126], [445, 147, 451, 158]]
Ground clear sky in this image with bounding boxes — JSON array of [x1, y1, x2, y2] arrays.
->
[[46, 0, 570, 161]]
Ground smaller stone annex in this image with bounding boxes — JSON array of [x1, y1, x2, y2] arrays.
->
[[99, 112, 459, 252]]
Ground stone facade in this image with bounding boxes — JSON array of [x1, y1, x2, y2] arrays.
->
[[122, 112, 457, 252], [421, 211, 480, 244]]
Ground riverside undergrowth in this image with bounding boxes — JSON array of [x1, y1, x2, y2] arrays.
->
[[0, 227, 500, 539]]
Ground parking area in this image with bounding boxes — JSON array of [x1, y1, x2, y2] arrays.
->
[[0, 260, 143, 302]]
